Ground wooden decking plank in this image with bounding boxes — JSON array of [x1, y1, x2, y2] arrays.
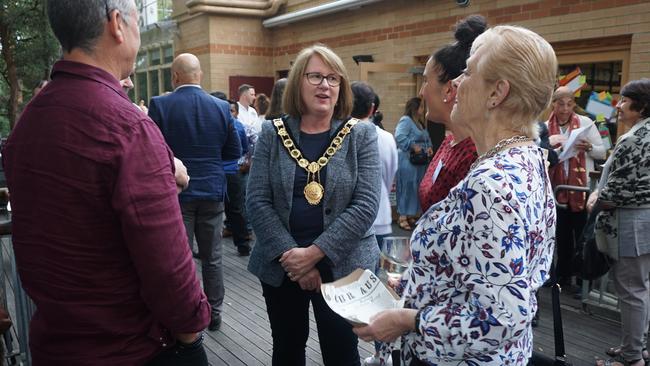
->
[[532, 286, 621, 366], [0, 227, 633, 366], [213, 238, 375, 365], [208, 321, 267, 366], [203, 340, 247, 366], [219, 242, 373, 358]]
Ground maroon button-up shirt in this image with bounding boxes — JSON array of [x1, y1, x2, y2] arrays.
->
[[2, 60, 210, 365]]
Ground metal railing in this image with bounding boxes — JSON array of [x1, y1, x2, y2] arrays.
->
[[553, 184, 619, 318], [0, 213, 34, 365]]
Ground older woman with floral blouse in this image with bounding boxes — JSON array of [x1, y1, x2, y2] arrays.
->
[[354, 25, 557, 366]]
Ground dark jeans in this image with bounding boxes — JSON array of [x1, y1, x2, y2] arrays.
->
[[555, 206, 587, 284], [146, 335, 208, 366], [225, 172, 250, 247], [261, 269, 360, 366]]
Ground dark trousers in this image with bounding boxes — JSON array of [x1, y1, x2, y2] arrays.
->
[[261, 271, 360, 366], [146, 336, 208, 366], [555, 206, 587, 284], [181, 200, 224, 317], [224, 172, 249, 247]]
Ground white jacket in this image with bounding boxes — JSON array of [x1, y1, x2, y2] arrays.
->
[[373, 124, 398, 235]]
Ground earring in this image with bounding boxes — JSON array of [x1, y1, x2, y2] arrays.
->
[[443, 99, 447, 103]]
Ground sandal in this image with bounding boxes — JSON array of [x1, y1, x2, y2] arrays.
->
[[398, 216, 412, 231], [606, 347, 649, 363], [595, 359, 646, 366]]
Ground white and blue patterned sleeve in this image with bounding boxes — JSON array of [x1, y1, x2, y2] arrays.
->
[[411, 165, 539, 362]]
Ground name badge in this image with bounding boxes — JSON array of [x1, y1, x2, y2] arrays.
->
[[431, 160, 444, 184]]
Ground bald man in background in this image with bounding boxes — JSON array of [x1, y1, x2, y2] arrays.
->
[[148, 53, 241, 332]]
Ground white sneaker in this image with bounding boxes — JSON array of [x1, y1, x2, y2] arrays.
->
[[363, 354, 392, 366]]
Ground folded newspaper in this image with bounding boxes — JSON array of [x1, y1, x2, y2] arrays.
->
[[558, 120, 595, 162], [321, 268, 404, 325]]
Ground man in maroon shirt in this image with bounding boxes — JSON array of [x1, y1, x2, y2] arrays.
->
[[2, 1, 210, 365]]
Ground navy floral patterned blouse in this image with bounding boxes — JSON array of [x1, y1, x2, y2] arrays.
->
[[397, 145, 556, 365]]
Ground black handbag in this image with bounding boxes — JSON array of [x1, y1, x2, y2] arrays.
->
[[577, 206, 614, 280], [409, 149, 429, 165]]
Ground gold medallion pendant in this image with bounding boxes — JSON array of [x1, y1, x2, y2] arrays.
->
[[273, 117, 359, 206], [304, 181, 324, 205]]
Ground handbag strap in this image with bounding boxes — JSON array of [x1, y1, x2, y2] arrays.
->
[[549, 263, 570, 364], [551, 282, 566, 359]]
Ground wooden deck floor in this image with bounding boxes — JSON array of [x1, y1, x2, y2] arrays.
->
[[207, 235, 625, 366], [0, 227, 629, 366], [200, 239, 374, 366]]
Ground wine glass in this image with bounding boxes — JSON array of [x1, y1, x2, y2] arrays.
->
[[377, 236, 411, 283]]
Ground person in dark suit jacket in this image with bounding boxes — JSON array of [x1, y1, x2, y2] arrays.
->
[[537, 121, 559, 167], [148, 53, 241, 332]]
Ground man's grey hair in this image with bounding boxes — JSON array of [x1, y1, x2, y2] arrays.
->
[[47, 0, 135, 54]]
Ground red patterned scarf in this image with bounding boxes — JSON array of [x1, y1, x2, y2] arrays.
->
[[548, 111, 587, 212]]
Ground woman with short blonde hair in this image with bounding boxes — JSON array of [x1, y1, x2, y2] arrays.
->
[[354, 25, 557, 366], [471, 25, 557, 137]]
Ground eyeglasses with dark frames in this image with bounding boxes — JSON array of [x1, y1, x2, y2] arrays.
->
[[304, 72, 341, 87]]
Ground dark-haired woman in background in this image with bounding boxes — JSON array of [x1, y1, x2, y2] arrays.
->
[[418, 14, 485, 212], [589, 79, 650, 366], [255, 93, 270, 122], [371, 94, 385, 130], [395, 97, 431, 230], [267, 78, 287, 120]]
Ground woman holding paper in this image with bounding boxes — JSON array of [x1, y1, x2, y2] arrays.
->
[[246, 44, 380, 366], [547, 86, 606, 287], [588, 78, 650, 366], [353, 25, 557, 366]]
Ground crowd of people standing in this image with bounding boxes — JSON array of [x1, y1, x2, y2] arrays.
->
[[3, 1, 650, 366]]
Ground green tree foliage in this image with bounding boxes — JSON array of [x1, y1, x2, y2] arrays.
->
[[0, 0, 59, 135]]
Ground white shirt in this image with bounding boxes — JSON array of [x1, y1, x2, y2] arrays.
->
[[173, 84, 201, 92], [547, 114, 606, 186], [372, 124, 398, 235], [238, 102, 261, 135]]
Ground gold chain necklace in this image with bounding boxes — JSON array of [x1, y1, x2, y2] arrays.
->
[[273, 117, 359, 205], [469, 135, 533, 171]]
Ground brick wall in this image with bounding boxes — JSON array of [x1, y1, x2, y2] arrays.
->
[[172, 0, 650, 130]]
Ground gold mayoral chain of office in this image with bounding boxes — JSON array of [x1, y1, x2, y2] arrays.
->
[[273, 117, 359, 206]]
